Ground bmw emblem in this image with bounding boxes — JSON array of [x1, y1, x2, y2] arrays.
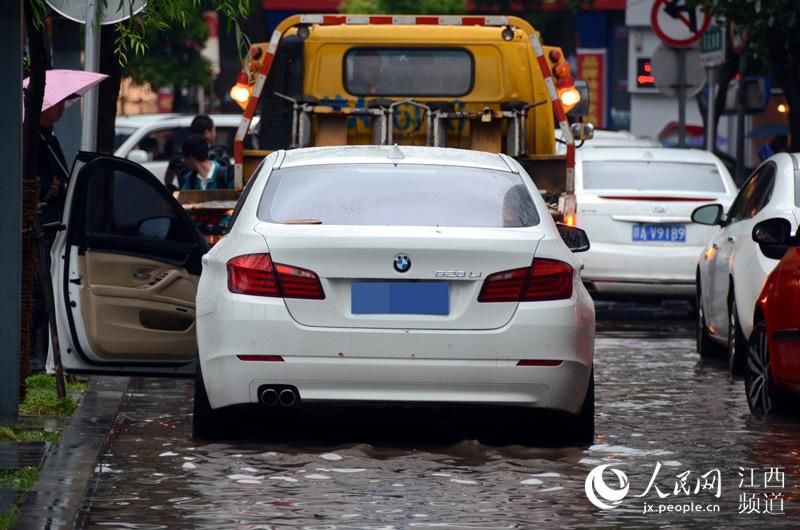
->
[[393, 254, 411, 273]]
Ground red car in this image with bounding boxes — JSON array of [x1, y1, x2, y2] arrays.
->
[[745, 217, 800, 415]]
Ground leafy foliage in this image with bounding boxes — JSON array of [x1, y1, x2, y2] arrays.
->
[[0, 467, 40, 492], [0, 426, 59, 443], [339, 0, 466, 14], [695, 0, 800, 148], [115, 0, 249, 91], [25, 374, 87, 394], [0, 505, 20, 530], [18, 374, 85, 416]]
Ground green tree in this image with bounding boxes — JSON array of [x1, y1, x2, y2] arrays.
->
[[339, 0, 466, 14], [696, 0, 800, 149], [123, 13, 212, 93]]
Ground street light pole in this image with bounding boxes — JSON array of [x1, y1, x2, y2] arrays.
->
[[677, 48, 686, 148], [706, 66, 716, 152], [0, 0, 22, 424], [80, 0, 100, 151], [735, 51, 748, 183]]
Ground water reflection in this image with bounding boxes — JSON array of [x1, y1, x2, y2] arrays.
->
[[79, 315, 800, 528]]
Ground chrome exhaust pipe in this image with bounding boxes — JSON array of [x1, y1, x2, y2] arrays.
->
[[278, 388, 297, 407], [260, 388, 279, 406]]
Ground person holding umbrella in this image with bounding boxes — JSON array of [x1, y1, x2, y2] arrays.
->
[[25, 69, 107, 371]]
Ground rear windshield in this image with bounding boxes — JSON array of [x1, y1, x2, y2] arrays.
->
[[257, 163, 540, 228], [582, 161, 726, 192], [344, 48, 474, 97]]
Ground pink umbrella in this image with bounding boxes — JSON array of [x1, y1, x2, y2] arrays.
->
[[23, 69, 108, 111]]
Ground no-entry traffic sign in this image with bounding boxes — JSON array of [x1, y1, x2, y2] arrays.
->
[[651, 0, 711, 48]]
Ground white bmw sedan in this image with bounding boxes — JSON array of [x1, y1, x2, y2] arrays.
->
[[194, 146, 596, 441]]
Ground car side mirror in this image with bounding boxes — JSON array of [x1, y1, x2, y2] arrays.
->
[[752, 217, 791, 245], [558, 223, 590, 252], [752, 217, 795, 260], [127, 149, 151, 164], [691, 204, 724, 226], [138, 216, 173, 239]]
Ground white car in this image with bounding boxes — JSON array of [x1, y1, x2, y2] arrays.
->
[[692, 152, 800, 373], [51, 146, 596, 443], [114, 113, 260, 184], [555, 129, 660, 154], [574, 147, 737, 299]]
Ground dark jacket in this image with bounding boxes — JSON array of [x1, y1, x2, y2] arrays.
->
[[180, 161, 233, 190], [37, 127, 69, 225]]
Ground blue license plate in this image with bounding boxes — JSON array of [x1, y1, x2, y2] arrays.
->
[[351, 282, 449, 315], [632, 223, 687, 242]]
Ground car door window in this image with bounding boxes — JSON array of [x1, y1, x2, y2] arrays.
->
[[85, 168, 196, 243], [68, 157, 206, 272], [742, 164, 776, 219], [727, 164, 775, 223]]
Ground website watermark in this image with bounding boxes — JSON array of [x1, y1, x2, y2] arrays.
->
[[585, 462, 787, 516]]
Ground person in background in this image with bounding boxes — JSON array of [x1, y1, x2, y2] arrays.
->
[[348, 50, 382, 95], [165, 114, 230, 190], [38, 100, 70, 227], [180, 134, 233, 190], [32, 98, 71, 372], [137, 136, 160, 161]]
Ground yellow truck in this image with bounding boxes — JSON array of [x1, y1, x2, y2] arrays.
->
[[229, 14, 592, 223]]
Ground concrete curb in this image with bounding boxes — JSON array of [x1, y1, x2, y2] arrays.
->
[[13, 377, 129, 530]]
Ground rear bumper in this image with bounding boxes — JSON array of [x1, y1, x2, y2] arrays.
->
[[204, 355, 591, 414], [580, 241, 701, 295], [197, 287, 595, 414]]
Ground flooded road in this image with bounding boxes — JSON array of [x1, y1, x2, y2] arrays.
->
[[77, 304, 800, 528]]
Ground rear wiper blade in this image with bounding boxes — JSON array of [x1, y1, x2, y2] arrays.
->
[[279, 218, 323, 224]]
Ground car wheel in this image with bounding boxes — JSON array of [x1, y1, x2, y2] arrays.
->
[[568, 369, 595, 446], [192, 365, 225, 440], [728, 292, 747, 375], [745, 321, 782, 415], [696, 281, 722, 358]]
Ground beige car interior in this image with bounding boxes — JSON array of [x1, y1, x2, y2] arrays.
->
[[76, 250, 198, 361]]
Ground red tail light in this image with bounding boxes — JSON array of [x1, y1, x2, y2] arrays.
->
[[477, 267, 529, 303], [228, 254, 279, 296], [598, 195, 715, 202], [523, 259, 573, 301], [478, 259, 573, 303], [517, 359, 563, 367], [274, 263, 325, 299], [227, 253, 324, 299], [237, 355, 284, 362]]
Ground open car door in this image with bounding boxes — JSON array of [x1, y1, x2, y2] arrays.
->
[[52, 152, 209, 376]]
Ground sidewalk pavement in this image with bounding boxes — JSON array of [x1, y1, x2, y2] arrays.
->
[[11, 377, 128, 530]]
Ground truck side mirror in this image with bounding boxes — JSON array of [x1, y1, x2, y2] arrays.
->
[[570, 122, 594, 143]]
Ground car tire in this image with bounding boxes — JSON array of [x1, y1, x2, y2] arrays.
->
[[745, 320, 783, 415], [728, 291, 747, 375], [192, 365, 225, 440], [696, 281, 722, 358], [568, 369, 595, 446]]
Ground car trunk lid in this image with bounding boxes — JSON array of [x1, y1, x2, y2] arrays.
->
[[253, 223, 544, 330]]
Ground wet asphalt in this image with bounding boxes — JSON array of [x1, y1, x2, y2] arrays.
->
[[73, 302, 800, 529]]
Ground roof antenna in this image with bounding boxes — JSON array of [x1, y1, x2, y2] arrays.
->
[[387, 144, 405, 160]]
